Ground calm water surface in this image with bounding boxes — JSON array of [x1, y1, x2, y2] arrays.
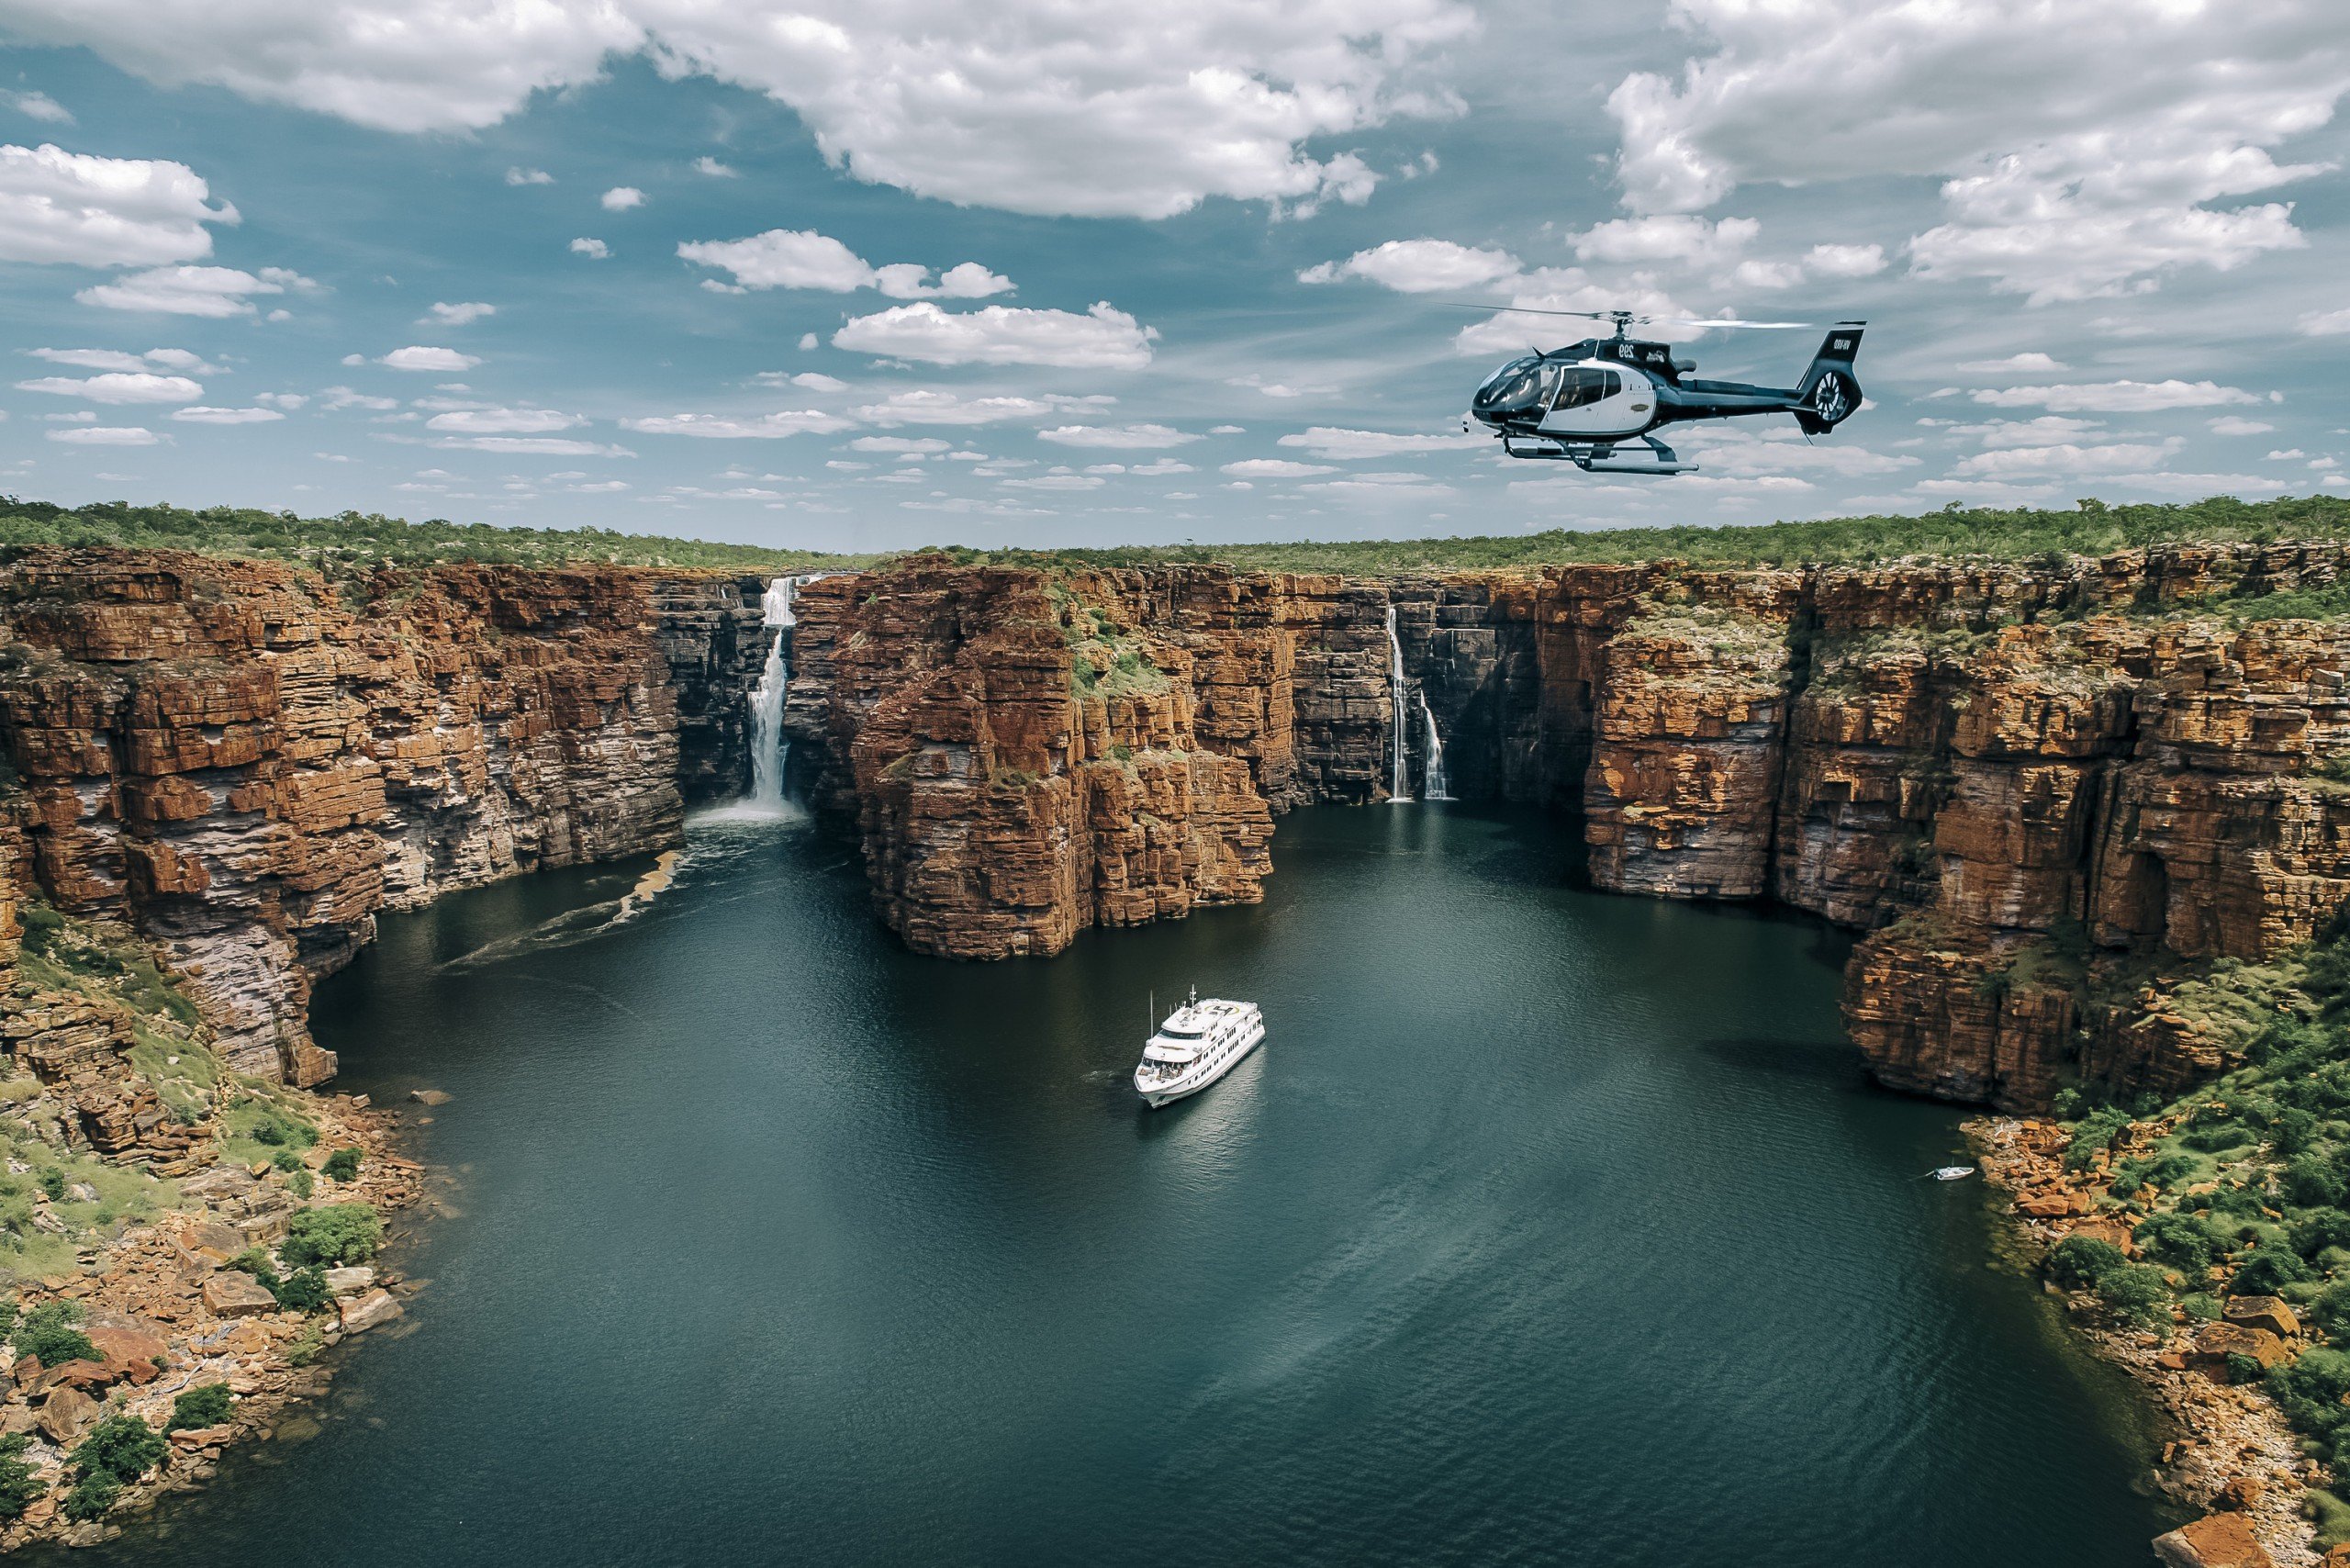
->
[[69, 807, 2176, 1565]]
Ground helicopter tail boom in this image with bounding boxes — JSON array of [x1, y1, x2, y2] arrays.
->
[[1791, 321, 1864, 435]]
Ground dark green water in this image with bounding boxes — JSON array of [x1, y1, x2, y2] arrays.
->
[[73, 807, 2176, 1565]]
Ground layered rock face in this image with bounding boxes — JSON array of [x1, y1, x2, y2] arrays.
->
[[789, 545, 2350, 1111], [0, 551, 767, 1083]]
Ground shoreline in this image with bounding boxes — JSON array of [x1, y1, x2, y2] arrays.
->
[[1970, 1115, 2323, 1568], [0, 1093, 424, 1551]]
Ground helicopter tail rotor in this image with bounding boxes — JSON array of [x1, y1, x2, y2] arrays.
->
[[1792, 321, 1865, 434]]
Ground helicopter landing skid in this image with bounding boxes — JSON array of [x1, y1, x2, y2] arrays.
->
[[1501, 433, 1695, 475]]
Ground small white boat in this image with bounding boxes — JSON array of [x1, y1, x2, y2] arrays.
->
[[1135, 988, 1266, 1108], [1930, 1166, 1975, 1182]]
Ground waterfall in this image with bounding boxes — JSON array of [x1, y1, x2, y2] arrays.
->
[[746, 576, 800, 812], [1417, 689, 1452, 801], [1385, 603, 1410, 803]]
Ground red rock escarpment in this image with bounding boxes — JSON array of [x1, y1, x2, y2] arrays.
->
[[789, 545, 2350, 1112], [0, 550, 768, 1083]]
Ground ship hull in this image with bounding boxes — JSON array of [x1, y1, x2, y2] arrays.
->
[[1137, 1023, 1265, 1108]]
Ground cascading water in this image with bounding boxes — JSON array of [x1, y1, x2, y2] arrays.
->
[[1385, 603, 1411, 803], [746, 577, 800, 813], [1417, 689, 1452, 801]]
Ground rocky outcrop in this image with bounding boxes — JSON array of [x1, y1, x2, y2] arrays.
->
[[787, 543, 2350, 1113], [0, 551, 767, 1083]]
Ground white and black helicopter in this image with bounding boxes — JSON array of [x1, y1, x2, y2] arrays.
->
[[1462, 308, 1866, 476]]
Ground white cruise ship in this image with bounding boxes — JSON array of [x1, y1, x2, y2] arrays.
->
[[1134, 989, 1266, 1108]]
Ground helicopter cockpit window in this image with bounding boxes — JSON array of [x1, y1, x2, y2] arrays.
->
[[1551, 369, 1622, 410], [1474, 356, 1548, 413]]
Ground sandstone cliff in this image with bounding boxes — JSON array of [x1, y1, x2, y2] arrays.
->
[[785, 544, 2350, 1112], [0, 550, 767, 1085]]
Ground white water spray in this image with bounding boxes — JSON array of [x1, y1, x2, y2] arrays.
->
[[1385, 603, 1410, 803], [1417, 689, 1452, 801], [746, 576, 800, 812]]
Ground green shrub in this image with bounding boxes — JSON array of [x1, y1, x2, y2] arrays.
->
[[322, 1148, 363, 1182], [167, 1383, 233, 1432], [281, 1204, 382, 1268], [35, 1169, 63, 1203], [2184, 1122, 2255, 1153], [273, 1266, 331, 1315], [2047, 1236, 2126, 1290], [284, 1325, 325, 1367], [59, 1471, 118, 1521], [270, 1148, 302, 1171], [249, 1118, 285, 1147], [14, 1300, 98, 1369], [288, 1169, 314, 1200], [2135, 1213, 2224, 1271], [0, 1435, 39, 1518], [2293, 1208, 2350, 1260], [2110, 1152, 2199, 1200], [2234, 1248, 2318, 1295], [2285, 1154, 2349, 1208], [2224, 1350, 2270, 1384], [2096, 1262, 2176, 1326], [72, 1414, 164, 1484], [2064, 1107, 2133, 1170], [228, 1247, 281, 1292], [2272, 1106, 2322, 1155], [2181, 1292, 2225, 1322]]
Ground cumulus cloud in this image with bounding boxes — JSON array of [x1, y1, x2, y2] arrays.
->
[[75, 263, 315, 317], [16, 371, 201, 403], [424, 408, 580, 433], [425, 300, 495, 326], [1276, 426, 1481, 460], [1222, 458, 1337, 477], [599, 185, 644, 210], [379, 345, 481, 372], [0, 142, 237, 266], [778, 372, 845, 392], [569, 237, 609, 258], [1954, 352, 2069, 374], [169, 405, 285, 423], [2300, 308, 2350, 337], [506, 166, 554, 185], [430, 435, 631, 455], [677, 230, 1013, 299], [849, 390, 1110, 426], [2210, 416, 2277, 436], [1036, 423, 1198, 449], [1603, 1, 2346, 301], [1569, 215, 1755, 267], [847, 435, 950, 454], [4, 91, 72, 123], [833, 301, 1156, 369], [1300, 238, 1519, 292], [0, 2, 1474, 218], [46, 424, 157, 445], [619, 410, 856, 438], [27, 346, 217, 374], [1953, 438, 2191, 476], [1967, 379, 2265, 412], [693, 155, 734, 177]]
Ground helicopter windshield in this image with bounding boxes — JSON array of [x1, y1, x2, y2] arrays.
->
[[1473, 356, 1553, 416]]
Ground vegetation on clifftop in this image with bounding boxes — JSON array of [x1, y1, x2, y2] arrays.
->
[[0, 498, 871, 575], [10, 492, 2350, 579]]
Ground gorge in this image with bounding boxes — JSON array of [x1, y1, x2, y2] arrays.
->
[[0, 536, 2344, 1560]]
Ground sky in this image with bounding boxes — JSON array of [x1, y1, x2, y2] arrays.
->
[[0, 0, 2344, 554]]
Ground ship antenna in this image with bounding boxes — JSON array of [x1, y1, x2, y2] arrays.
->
[[1148, 990, 1155, 1032]]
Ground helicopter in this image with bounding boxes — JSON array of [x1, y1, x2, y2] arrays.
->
[[1460, 308, 1866, 475]]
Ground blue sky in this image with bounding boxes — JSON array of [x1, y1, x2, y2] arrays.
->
[[0, 0, 2344, 553]]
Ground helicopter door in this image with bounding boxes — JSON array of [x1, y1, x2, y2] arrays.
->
[[1539, 365, 1654, 439]]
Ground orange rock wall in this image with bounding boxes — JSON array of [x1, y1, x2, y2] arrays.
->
[[0, 551, 768, 1083], [793, 545, 2350, 1111]]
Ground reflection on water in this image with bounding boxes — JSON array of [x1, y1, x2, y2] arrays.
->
[[53, 805, 2178, 1568]]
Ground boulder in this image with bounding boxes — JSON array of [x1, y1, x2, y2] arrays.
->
[[2223, 1295, 2301, 1339], [322, 1266, 375, 1297], [2215, 1476, 2266, 1511], [2189, 1322, 2291, 1373], [167, 1424, 232, 1450], [2153, 1512, 2275, 1568], [83, 1323, 167, 1369], [337, 1289, 402, 1334], [176, 1221, 247, 1265], [408, 1089, 452, 1107], [28, 1359, 117, 1397], [201, 1271, 279, 1317], [36, 1385, 98, 1445]]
